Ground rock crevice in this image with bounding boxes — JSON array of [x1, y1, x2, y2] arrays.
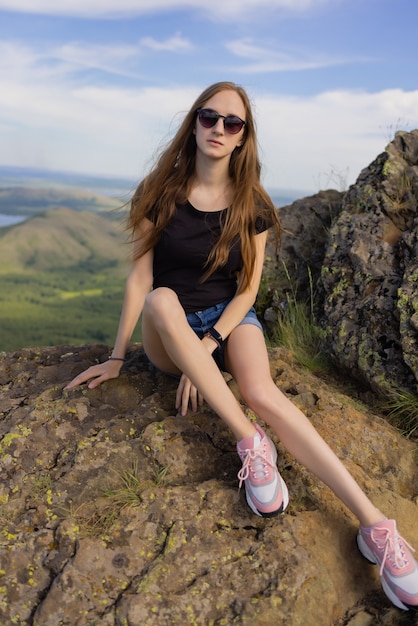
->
[[1, 344, 417, 625]]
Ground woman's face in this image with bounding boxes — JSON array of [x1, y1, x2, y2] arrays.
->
[[194, 89, 246, 162]]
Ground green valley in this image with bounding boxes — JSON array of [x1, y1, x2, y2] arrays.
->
[[0, 206, 142, 351]]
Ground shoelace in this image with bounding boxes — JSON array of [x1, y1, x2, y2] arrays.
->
[[237, 444, 275, 490], [370, 527, 415, 576]]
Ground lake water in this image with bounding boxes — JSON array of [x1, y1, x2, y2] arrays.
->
[[0, 214, 27, 227]]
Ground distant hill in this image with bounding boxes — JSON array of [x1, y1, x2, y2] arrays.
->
[[0, 206, 128, 273], [0, 165, 308, 213], [0, 177, 308, 351], [0, 207, 136, 351], [0, 164, 136, 196], [0, 185, 300, 219], [0, 186, 124, 217]]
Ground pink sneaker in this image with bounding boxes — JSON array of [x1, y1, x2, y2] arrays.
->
[[237, 423, 289, 517], [357, 519, 418, 610]]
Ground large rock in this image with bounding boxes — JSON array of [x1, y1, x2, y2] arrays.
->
[[262, 189, 344, 330], [269, 189, 344, 297], [321, 130, 418, 394], [262, 130, 418, 399], [1, 344, 417, 625]]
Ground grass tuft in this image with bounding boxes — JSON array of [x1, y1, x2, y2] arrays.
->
[[380, 386, 418, 439], [103, 460, 170, 509], [270, 264, 331, 374], [273, 297, 331, 373], [59, 461, 170, 537]]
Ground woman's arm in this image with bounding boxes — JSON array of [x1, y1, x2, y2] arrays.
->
[[207, 230, 268, 344], [64, 220, 154, 390], [110, 245, 154, 360]]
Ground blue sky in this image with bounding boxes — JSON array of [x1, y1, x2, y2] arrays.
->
[[0, 0, 417, 194]]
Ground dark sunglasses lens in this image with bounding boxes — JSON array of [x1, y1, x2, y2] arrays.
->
[[198, 109, 244, 134], [198, 110, 218, 128], [224, 117, 244, 134]]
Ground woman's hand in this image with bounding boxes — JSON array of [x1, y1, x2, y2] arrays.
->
[[64, 359, 124, 391], [175, 334, 218, 416], [175, 374, 204, 416]]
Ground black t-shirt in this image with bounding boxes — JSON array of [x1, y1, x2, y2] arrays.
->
[[152, 201, 270, 313]]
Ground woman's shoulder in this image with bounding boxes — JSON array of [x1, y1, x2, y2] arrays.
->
[[253, 190, 279, 233]]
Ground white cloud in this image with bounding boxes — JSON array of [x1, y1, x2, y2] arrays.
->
[[54, 42, 142, 77], [140, 34, 193, 53], [1, 54, 417, 192], [0, 70, 198, 177], [225, 38, 372, 73], [0, 41, 44, 77], [0, 40, 141, 81], [0, 38, 416, 191], [255, 88, 418, 191], [0, 0, 334, 19], [0, 37, 194, 84]]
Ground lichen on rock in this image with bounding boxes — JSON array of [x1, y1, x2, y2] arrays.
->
[[0, 344, 417, 625]]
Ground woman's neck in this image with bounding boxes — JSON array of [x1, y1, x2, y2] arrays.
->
[[190, 157, 233, 212]]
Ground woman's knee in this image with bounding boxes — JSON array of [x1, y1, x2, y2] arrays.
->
[[144, 288, 181, 318], [143, 288, 187, 336], [240, 380, 276, 414], [240, 382, 265, 410]]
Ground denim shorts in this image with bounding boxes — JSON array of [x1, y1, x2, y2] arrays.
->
[[186, 298, 263, 372]]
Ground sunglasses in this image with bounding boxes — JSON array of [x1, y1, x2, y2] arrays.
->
[[196, 108, 246, 135]]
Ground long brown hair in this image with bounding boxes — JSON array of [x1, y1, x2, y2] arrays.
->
[[128, 81, 280, 292]]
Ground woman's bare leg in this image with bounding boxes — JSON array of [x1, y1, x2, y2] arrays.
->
[[225, 324, 385, 527], [141, 288, 256, 440]]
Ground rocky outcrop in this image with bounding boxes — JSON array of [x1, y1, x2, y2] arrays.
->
[[1, 344, 417, 625], [321, 130, 418, 395], [264, 130, 418, 398], [267, 189, 344, 299], [262, 189, 344, 331]]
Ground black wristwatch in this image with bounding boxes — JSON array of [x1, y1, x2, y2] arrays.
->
[[204, 327, 224, 349]]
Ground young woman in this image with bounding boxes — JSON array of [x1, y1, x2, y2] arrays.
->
[[65, 82, 418, 611]]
